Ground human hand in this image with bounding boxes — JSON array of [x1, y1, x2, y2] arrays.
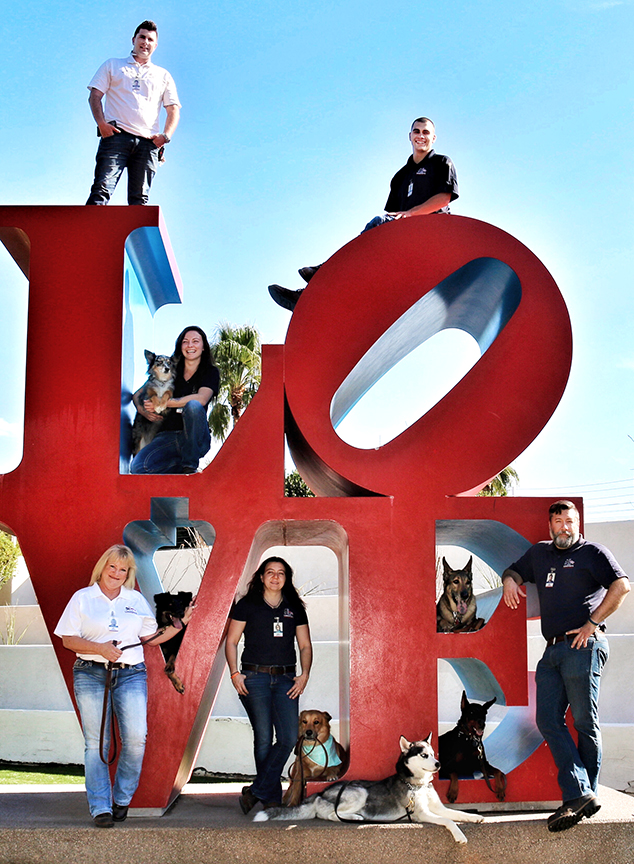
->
[[568, 621, 596, 649], [182, 597, 197, 626], [503, 578, 526, 609], [142, 400, 162, 422], [287, 672, 308, 699], [99, 122, 120, 138], [231, 672, 248, 696], [101, 641, 123, 662]]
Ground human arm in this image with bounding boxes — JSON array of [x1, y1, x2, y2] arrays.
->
[[502, 568, 527, 609], [568, 577, 631, 649], [287, 623, 312, 699], [132, 385, 162, 423], [61, 634, 122, 662], [151, 104, 180, 147], [226, 618, 249, 696], [140, 598, 196, 647], [166, 386, 214, 411], [388, 192, 452, 219], [88, 88, 120, 138]]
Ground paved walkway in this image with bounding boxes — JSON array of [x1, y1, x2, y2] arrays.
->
[[0, 783, 633, 864]]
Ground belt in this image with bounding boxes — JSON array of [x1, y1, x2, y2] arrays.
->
[[545, 634, 573, 646], [241, 663, 296, 674], [79, 659, 137, 669], [545, 633, 598, 647]]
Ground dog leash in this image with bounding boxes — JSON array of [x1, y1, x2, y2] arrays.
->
[[459, 729, 506, 797], [291, 734, 332, 804], [332, 780, 415, 823], [98, 629, 166, 765]]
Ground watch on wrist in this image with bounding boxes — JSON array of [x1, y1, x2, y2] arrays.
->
[[162, 134, 171, 143]]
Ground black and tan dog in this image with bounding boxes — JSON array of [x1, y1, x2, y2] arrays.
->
[[283, 710, 346, 807], [436, 556, 485, 633], [131, 350, 177, 454], [154, 591, 193, 694], [438, 691, 506, 802]]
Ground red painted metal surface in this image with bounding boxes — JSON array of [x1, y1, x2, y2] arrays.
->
[[0, 207, 573, 808]]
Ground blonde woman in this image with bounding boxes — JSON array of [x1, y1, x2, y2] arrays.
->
[[55, 544, 193, 827]]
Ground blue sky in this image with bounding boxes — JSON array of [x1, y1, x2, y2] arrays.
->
[[1, 0, 633, 520]]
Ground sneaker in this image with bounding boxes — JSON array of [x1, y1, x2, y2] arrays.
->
[[298, 265, 321, 283], [268, 284, 304, 311], [93, 812, 114, 828], [547, 794, 599, 832], [112, 803, 129, 822]]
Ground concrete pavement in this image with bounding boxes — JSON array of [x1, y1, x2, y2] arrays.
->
[[0, 782, 633, 864]]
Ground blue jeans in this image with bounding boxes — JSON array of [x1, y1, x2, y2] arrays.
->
[[362, 214, 395, 232], [73, 660, 148, 817], [535, 635, 609, 802], [239, 671, 299, 804], [130, 401, 211, 474], [86, 131, 159, 205]]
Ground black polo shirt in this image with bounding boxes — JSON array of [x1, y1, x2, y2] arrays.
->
[[509, 537, 627, 641], [161, 363, 219, 432], [385, 150, 459, 215], [232, 595, 308, 667]]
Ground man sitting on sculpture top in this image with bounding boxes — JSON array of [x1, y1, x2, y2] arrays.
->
[[268, 117, 459, 312]]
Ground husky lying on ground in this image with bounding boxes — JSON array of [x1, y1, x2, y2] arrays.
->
[[255, 734, 484, 844]]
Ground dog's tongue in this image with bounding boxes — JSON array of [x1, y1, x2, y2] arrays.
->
[[456, 600, 468, 616], [171, 617, 184, 630]]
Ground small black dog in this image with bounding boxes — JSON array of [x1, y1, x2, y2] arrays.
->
[[154, 591, 193, 694], [438, 690, 506, 802]]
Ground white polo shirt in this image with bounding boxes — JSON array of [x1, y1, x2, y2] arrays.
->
[[55, 583, 156, 665], [88, 54, 180, 138]]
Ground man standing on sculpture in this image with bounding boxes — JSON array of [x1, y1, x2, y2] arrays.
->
[[268, 116, 458, 310], [503, 500, 630, 832], [86, 20, 180, 206]]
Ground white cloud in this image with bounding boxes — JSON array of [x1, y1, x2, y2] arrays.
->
[[0, 418, 19, 438]]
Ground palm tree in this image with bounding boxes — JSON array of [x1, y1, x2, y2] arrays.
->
[[208, 323, 261, 442], [478, 466, 520, 497]]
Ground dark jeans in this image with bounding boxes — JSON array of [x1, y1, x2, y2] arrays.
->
[[86, 130, 159, 205], [239, 670, 298, 804], [130, 401, 211, 474], [535, 634, 609, 802]]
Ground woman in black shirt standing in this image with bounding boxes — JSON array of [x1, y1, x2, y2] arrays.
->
[[226, 556, 312, 812]]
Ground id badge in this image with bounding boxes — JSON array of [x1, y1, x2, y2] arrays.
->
[[545, 568, 556, 588], [273, 617, 283, 637], [108, 611, 119, 632], [407, 181, 413, 197]]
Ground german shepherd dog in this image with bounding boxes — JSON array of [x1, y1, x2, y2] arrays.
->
[[436, 556, 485, 632], [154, 591, 193, 694], [256, 735, 484, 844], [131, 350, 177, 455], [438, 691, 506, 803], [283, 710, 347, 807]]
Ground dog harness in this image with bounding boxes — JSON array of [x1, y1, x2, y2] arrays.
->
[[302, 735, 343, 768]]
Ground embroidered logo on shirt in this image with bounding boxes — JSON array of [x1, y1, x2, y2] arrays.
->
[[125, 606, 139, 614], [416, 167, 427, 175], [563, 558, 575, 568], [545, 568, 556, 588], [283, 608, 294, 618]]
